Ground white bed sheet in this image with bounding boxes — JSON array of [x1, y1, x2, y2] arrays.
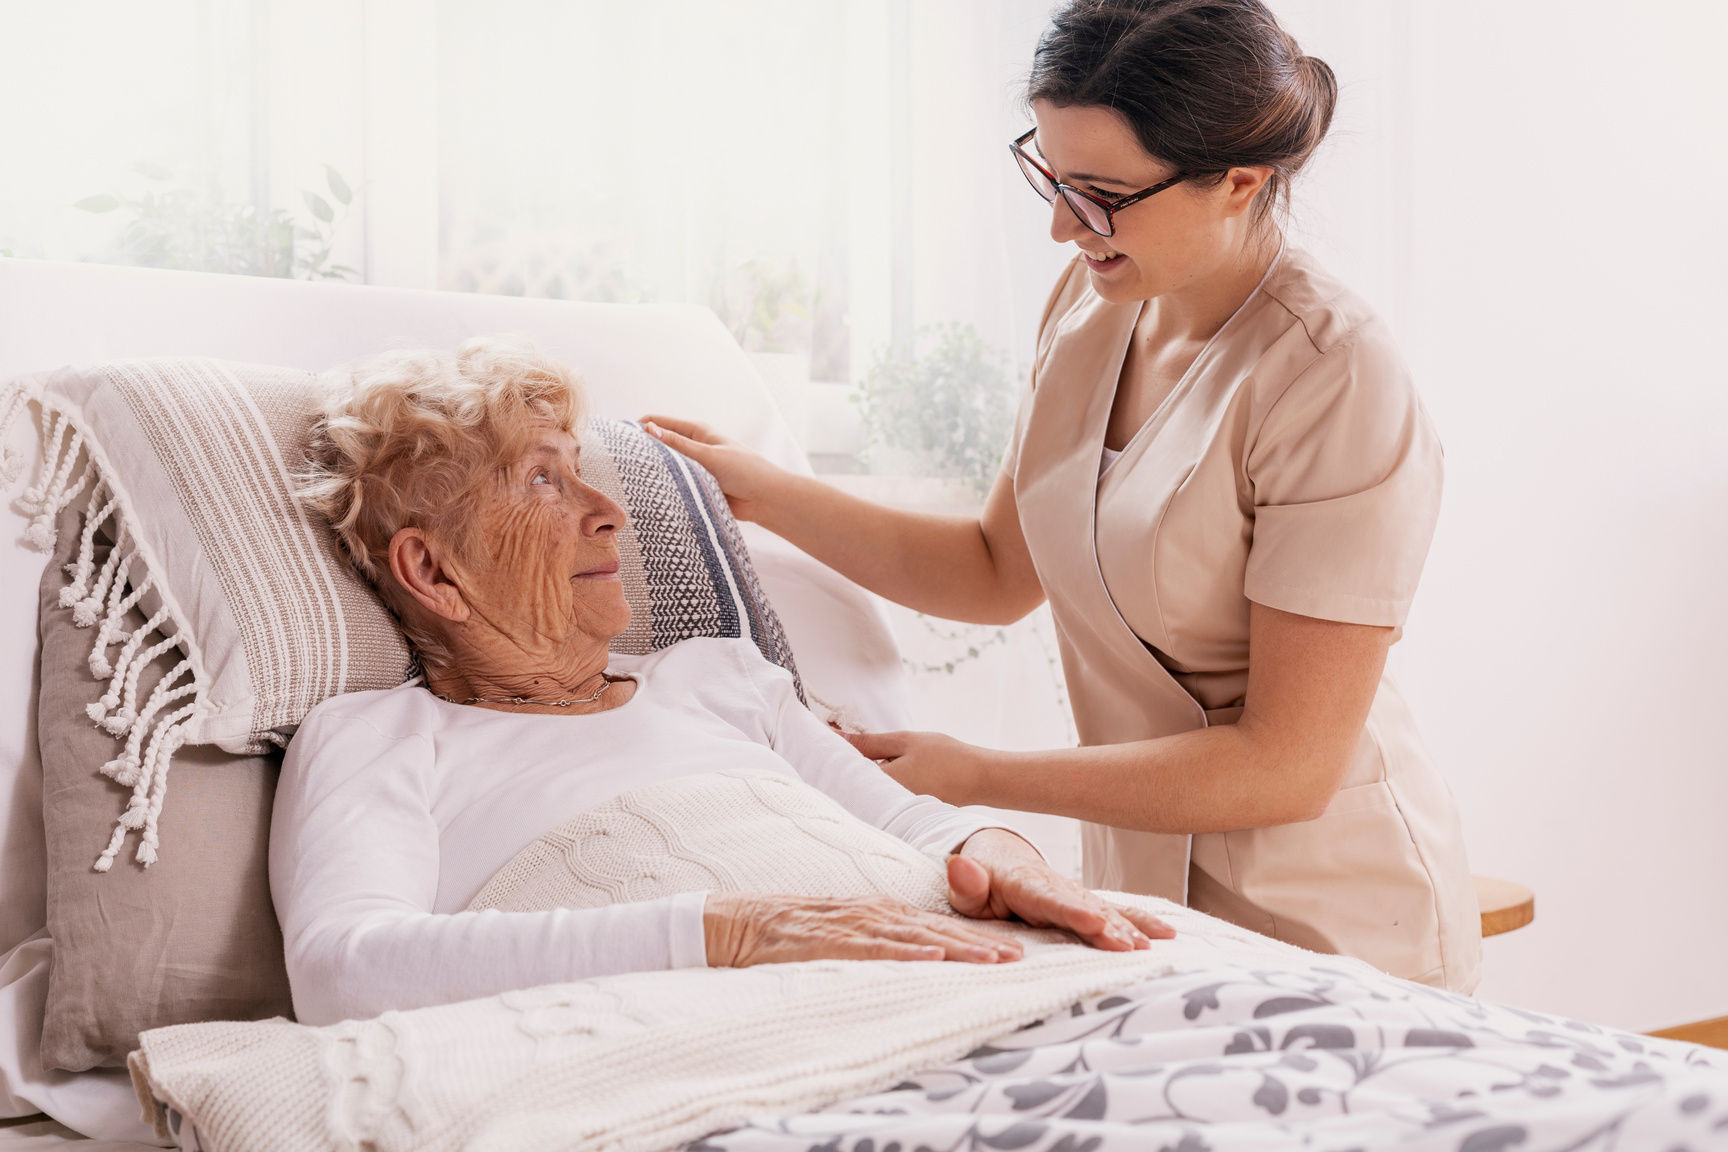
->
[[0, 1119, 157, 1152], [0, 936, 158, 1146]]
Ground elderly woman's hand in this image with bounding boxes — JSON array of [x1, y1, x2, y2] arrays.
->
[[845, 733, 1175, 950], [703, 891, 1024, 967], [950, 828, 1176, 951]]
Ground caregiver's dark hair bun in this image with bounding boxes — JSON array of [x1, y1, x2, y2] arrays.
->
[[1028, 0, 1335, 222]]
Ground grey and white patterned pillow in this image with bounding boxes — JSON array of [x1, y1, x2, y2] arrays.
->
[[583, 417, 801, 697]]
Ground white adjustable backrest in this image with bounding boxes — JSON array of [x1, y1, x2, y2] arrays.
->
[[0, 259, 810, 464], [0, 258, 910, 958]]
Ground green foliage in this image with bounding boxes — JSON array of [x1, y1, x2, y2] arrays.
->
[[302, 190, 334, 223], [323, 164, 352, 205], [708, 259, 811, 353], [855, 323, 1018, 494], [75, 163, 361, 281]]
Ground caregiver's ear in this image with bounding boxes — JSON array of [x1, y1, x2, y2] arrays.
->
[[388, 526, 472, 623], [1217, 165, 1275, 218]]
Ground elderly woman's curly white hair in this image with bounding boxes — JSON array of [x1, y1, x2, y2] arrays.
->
[[299, 335, 587, 648]]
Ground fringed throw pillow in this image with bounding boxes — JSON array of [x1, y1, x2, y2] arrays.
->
[[3, 357, 800, 874], [37, 501, 293, 1071]]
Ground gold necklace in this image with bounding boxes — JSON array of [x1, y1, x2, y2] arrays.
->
[[436, 674, 617, 708]]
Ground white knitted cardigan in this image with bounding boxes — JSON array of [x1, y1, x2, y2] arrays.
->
[[130, 771, 1345, 1152]]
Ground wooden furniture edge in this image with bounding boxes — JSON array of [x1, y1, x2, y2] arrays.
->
[[1473, 876, 1535, 937], [1648, 1015, 1728, 1051]]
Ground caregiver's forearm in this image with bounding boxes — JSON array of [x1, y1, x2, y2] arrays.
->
[[875, 594, 1390, 833], [968, 725, 1350, 834], [749, 473, 1041, 624]]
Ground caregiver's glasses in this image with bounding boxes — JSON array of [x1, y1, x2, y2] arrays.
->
[[1010, 128, 1187, 238]]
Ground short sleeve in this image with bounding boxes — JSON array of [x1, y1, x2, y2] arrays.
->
[[1242, 327, 1443, 628], [746, 650, 998, 858]]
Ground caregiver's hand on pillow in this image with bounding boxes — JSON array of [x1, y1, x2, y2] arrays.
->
[[952, 828, 1175, 950], [703, 892, 1025, 967], [640, 417, 788, 523]]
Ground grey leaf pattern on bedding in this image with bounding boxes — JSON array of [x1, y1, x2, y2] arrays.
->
[[695, 963, 1728, 1152]]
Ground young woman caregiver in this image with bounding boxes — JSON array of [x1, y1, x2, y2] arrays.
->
[[645, 0, 1479, 993]]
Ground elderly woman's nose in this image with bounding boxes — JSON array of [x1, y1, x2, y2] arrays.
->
[[576, 483, 626, 533]]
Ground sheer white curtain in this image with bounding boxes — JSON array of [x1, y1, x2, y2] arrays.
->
[[0, 0, 1061, 454], [0, 0, 1062, 410], [0, 1, 373, 279], [433, 0, 1064, 455]]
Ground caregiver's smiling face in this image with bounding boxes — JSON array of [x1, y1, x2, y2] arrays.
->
[[1030, 98, 1251, 306]]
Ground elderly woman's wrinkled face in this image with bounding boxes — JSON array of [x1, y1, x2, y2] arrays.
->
[[454, 425, 630, 651]]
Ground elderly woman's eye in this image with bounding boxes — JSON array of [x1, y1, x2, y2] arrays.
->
[[531, 473, 552, 486]]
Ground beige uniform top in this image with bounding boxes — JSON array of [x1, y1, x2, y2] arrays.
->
[[1005, 247, 1481, 993]]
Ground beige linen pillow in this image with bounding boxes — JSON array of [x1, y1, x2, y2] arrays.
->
[[7, 359, 414, 873], [37, 504, 291, 1072]]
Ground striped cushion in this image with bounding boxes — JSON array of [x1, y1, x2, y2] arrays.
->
[[585, 416, 800, 684], [2, 357, 799, 871]]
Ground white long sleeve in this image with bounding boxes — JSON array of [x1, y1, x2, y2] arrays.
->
[[746, 653, 991, 859], [271, 710, 709, 1026], [270, 638, 997, 1025]]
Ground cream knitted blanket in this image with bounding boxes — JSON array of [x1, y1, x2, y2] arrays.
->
[[465, 768, 958, 915], [129, 770, 1336, 1152]]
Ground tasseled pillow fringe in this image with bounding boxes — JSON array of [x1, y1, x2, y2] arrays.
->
[[5, 379, 207, 871]]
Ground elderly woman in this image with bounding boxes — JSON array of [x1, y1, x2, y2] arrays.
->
[[273, 336, 1170, 1027]]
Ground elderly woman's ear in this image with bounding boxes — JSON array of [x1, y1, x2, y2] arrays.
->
[[388, 527, 472, 624]]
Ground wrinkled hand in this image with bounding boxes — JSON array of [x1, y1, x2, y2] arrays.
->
[[703, 891, 1024, 967], [849, 729, 1177, 952], [951, 828, 1176, 951], [845, 729, 991, 807], [640, 416, 787, 522]]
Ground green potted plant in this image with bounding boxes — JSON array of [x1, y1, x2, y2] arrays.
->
[[854, 323, 1018, 498], [75, 163, 361, 280]]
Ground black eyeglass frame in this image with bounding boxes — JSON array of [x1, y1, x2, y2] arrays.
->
[[1010, 127, 1187, 238]]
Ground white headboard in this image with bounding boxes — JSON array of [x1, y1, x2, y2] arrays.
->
[[0, 259, 811, 467]]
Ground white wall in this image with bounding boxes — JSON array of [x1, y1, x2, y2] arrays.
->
[[1275, 0, 1728, 1032]]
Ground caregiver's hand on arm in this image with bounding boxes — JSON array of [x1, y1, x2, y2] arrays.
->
[[702, 892, 1023, 966], [640, 416, 1043, 625], [853, 603, 1393, 833], [950, 828, 1174, 948]]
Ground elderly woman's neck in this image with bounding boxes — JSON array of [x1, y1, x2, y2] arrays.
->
[[423, 633, 616, 709]]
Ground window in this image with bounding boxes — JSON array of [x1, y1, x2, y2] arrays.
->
[[1, 0, 1067, 485]]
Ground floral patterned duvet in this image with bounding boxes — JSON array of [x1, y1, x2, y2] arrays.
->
[[701, 962, 1728, 1152]]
